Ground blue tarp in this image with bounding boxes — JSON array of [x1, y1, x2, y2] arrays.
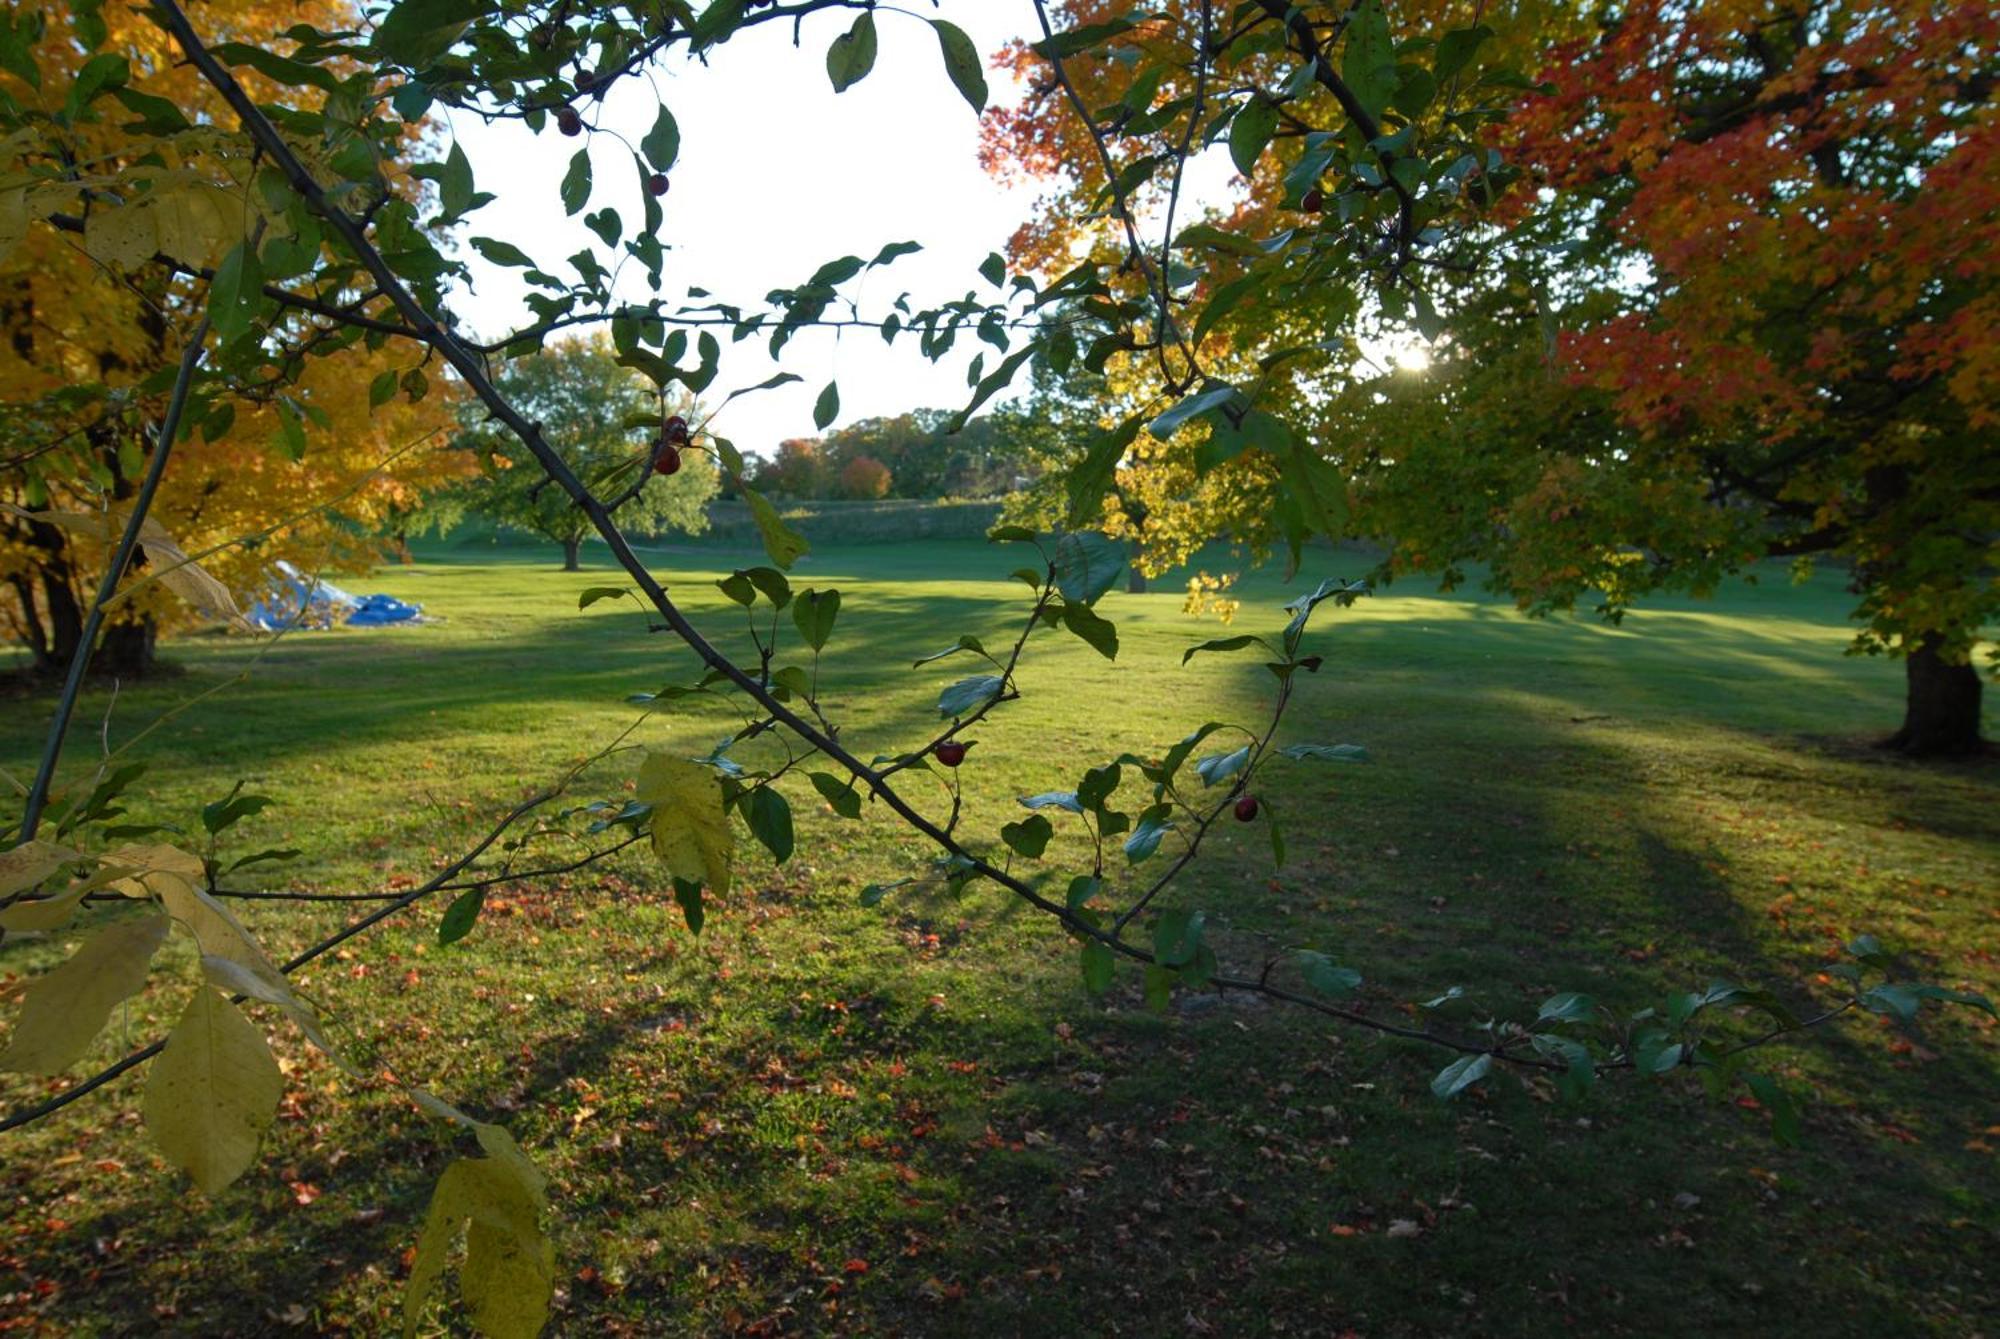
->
[[246, 560, 426, 631]]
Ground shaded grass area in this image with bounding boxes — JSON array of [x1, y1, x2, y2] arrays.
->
[[1, 540, 1995, 1337]]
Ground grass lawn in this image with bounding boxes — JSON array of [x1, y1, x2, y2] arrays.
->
[[1, 537, 1995, 1337]]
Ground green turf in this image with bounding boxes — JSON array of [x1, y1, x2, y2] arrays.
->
[[2, 538, 1995, 1337]]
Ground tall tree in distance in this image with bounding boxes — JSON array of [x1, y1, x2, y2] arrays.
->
[[456, 338, 716, 570]]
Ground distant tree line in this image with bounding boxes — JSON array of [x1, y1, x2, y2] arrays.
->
[[743, 410, 1045, 501]]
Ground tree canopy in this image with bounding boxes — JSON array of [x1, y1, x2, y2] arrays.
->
[[454, 336, 717, 567], [983, 0, 1999, 754]]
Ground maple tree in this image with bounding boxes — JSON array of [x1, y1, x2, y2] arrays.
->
[[1, 4, 1993, 1336], [983, 0, 1997, 754]]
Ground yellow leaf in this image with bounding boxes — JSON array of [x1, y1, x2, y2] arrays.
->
[[403, 1151, 554, 1339], [102, 841, 206, 893], [199, 954, 352, 1075], [83, 199, 158, 271], [154, 874, 291, 1002], [635, 752, 732, 896], [0, 186, 26, 265], [148, 185, 229, 267], [143, 987, 283, 1194], [134, 518, 240, 620], [0, 914, 168, 1074], [0, 839, 84, 899], [1, 861, 145, 933], [0, 883, 87, 933]]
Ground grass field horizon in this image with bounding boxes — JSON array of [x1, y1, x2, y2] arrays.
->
[[2, 536, 1995, 1336]]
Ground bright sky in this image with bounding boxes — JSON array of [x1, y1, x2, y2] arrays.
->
[[445, 3, 1062, 456]]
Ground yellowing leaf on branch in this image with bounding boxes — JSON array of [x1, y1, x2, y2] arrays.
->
[[0, 838, 85, 899], [404, 1144, 554, 1339], [0, 914, 168, 1074], [635, 752, 732, 896], [154, 872, 291, 1002], [83, 199, 160, 271], [143, 987, 283, 1195]]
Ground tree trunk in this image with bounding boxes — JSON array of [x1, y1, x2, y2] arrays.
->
[[393, 530, 414, 564], [561, 537, 582, 571], [95, 618, 158, 678], [1883, 634, 1985, 757], [1126, 567, 1147, 594]]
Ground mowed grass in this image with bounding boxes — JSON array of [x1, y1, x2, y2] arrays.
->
[[1, 537, 1995, 1338]]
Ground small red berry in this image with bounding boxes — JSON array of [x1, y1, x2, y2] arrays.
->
[[556, 106, 583, 137], [649, 173, 670, 197], [652, 442, 682, 476], [1234, 793, 1259, 822], [934, 741, 968, 768], [1301, 188, 1324, 213], [661, 414, 689, 445]]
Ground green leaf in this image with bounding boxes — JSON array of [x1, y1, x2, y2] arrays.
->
[[912, 635, 989, 668], [1431, 1053, 1491, 1100], [860, 878, 916, 908], [577, 586, 630, 609], [1147, 382, 1237, 441], [201, 785, 273, 834], [1228, 96, 1278, 176], [1018, 790, 1083, 814], [1537, 991, 1593, 1023], [1053, 531, 1124, 607], [931, 19, 987, 113], [742, 488, 809, 569], [1743, 1073, 1802, 1145], [438, 886, 485, 945], [438, 139, 475, 219], [1182, 635, 1263, 666], [373, 0, 489, 66], [1033, 13, 1154, 59], [1065, 416, 1143, 526], [1277, 743, 1369, 764], [1434, 24, 1495, 83], [1193, 746, 1249, 787], [1152, 908, 1205, 970], [1340, 0, 1398, 120], [631, 101, 678, 174], [209, 240, 263, 341], [1123, 804, 1173, 863], [1001, 813, 1053, 858], [792, 587, 840, 651], [1080, 940, 1115, 995], [673, 877, 705, 934], [560, 148, 592, 216], [470, 236, 534, 267], [1077, 762, 1122, 812], [1296, 949, 1362, 998], [369, 368, 400, 408], [938, 674, 1004, 718], [1060, 601, 1118, 660], [809, 771, 862, 819], [813, 380, 839, 430], [979, 252, 1006, 287], [745, 786, 794, 864], [826, 11, 878, 92], [734, 567, 790, 608]]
